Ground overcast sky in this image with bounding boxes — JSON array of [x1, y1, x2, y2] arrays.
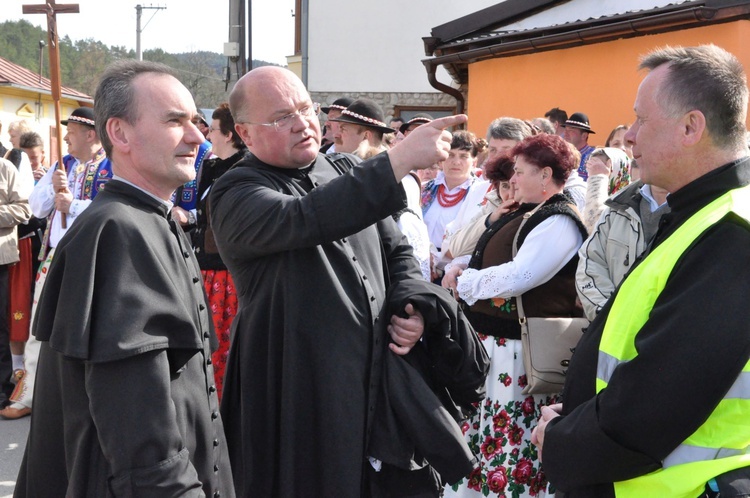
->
[[2, 0, 295, 65]]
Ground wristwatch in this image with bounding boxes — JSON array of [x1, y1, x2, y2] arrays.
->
[[187, 210, 197, 225]]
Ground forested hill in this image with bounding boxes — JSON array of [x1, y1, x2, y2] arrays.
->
[[0, 19, 277, 108]]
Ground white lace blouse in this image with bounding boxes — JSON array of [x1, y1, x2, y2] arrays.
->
[[456, 214, 583, 305]]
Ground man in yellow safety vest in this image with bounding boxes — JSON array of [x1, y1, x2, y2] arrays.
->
[[533, 44, 750, 498]]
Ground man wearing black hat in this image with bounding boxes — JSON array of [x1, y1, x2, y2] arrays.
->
[[328, 97, 395, 155], [0, 107, 113, 420], [194, 112, 210, 139], [400, 114, 434, 138], [563, 112, 597, 181], [320, 96, 355, 154]]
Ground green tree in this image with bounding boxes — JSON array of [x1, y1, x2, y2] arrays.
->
[[0, 19, 279, 105]]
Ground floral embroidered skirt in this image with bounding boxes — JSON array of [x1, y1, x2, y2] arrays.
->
[[201, 269, 238, 402], [445, 335, 557, 498]]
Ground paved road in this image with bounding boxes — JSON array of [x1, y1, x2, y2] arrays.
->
[[1, 415, 28, 498]]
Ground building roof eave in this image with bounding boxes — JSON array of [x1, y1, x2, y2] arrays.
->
[[423, 2, 750, 86], [0, 82, 94, 105], [430, 0, 567, 43]]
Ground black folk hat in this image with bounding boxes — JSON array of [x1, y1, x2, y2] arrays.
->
[[399, 114, 434, 134], [328, 98, 395, 133], [563, 112, 595, 134], [61, 107, 95, 128], [321, 97, 355, 115]]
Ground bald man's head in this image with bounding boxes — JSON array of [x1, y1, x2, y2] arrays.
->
[[231, 67, 322, 168]]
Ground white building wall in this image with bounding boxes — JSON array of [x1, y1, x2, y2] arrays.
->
[[306, 0, 499, 94]]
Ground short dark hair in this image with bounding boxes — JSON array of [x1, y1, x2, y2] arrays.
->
[[212, 103, 245, 150], [484, 154, 515, 184], [451, 130, 479, 157], [640, 44, 748, 149], [19, 131, 43, 149], [511, 133, 577, 186], [95, 59, 178, 157], [544, 107, 568, 125]]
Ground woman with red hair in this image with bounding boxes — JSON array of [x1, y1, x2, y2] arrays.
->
[[445, 134, 588, 498]]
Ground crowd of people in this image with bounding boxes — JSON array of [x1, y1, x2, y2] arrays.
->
[[1, 42, 749, 498]]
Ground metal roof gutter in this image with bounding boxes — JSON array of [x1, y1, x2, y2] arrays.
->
[[425, 62, 466, 118]]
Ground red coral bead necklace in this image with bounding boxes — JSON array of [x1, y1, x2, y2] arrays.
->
[[436, 184, 469, 207]]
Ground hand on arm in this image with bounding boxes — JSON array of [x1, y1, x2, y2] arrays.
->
[[388, 303, 424, 355], [586, 163, 610, 177], [54, 191, 73, 213], [442, 263, 466, 300], [33, 167, 46, 181], [51, 169, 69, 191], [51, 169, 73, 213], [170, 206, 192, 227], [531, 403, 562, 461], [488, 198, 519, 224]]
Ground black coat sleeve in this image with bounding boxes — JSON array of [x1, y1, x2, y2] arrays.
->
[[86, 350, 204, 496], [544, 219, 750, 490], [210, 153, 406, 259]]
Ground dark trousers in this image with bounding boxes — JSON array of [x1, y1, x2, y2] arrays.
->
[[0, 264, 11, 405]]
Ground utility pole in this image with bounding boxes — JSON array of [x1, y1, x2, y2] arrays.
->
[[135, 4, 166, 61], [226, 0, 247, 86]]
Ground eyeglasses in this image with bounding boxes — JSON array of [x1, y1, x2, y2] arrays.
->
[[241, 103, 321, 132]]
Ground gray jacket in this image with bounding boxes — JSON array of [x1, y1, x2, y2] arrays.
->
[[0, 157, 31, 265], [576, 181, 649, 321]]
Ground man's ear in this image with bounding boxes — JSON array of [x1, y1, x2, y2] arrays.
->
[[107, 117, 130, 153], [682, 110, 706, 147], [235, 123, 252, 148]]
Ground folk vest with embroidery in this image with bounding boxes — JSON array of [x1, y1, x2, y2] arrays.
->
[[174, 141, 212, 211], [39, 150, 113, 260]]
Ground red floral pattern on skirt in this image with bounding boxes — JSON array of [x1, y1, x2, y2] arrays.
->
[[201, 269, 237, 401], [446, 334, 556, 498]]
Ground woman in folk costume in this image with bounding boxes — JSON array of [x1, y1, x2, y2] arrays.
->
[[191, 103, 245, 399], [443, 134, 588, 498], [581, 147, 632, 233], [421, 130, 489, 281]]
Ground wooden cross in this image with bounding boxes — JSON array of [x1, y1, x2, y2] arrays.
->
[[23, 0, 79, 228]]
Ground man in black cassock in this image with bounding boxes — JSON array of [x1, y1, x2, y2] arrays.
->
[[211, 66, 487, 497], [14, 60, 234, 497]]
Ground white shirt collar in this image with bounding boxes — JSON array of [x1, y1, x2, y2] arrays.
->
[[434, 171, 474, 191], [640, 184, 668, 212], [112, 175, 174, 210]]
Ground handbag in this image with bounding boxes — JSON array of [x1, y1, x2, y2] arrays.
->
[[512, 203, 588, 395]]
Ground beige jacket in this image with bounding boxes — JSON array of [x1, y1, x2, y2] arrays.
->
[[0, 158, 32, 265]]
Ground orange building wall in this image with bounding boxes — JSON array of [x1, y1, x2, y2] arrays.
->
[[466, 21, 750, 144]]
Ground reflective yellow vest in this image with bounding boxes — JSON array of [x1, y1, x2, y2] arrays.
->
[[596, 184, 750, 498]]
